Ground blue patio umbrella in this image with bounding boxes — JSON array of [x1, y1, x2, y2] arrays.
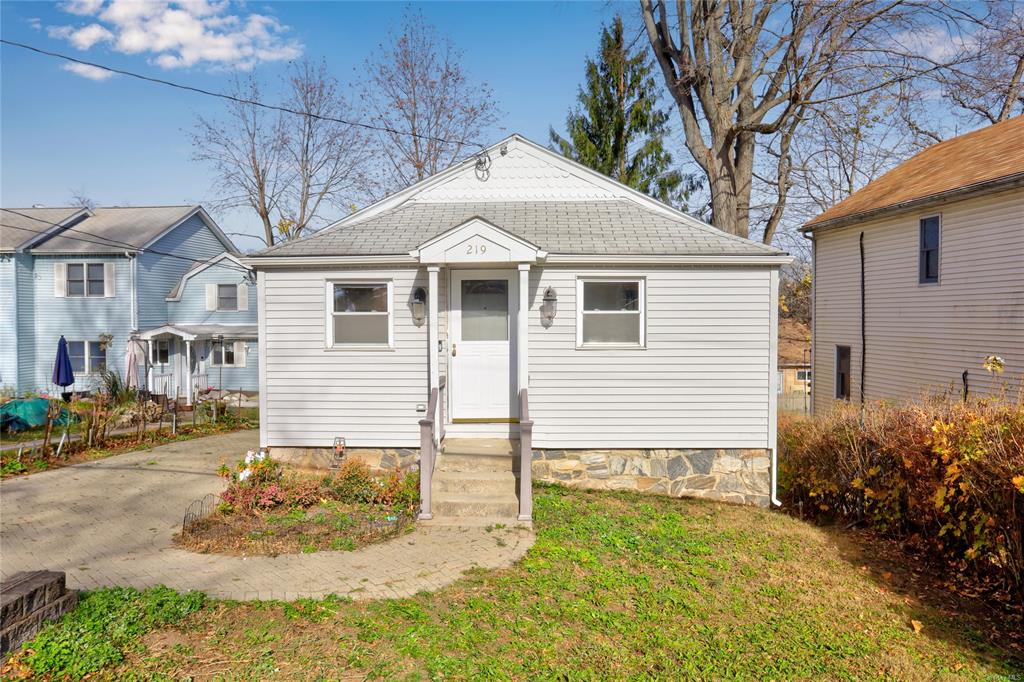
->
[[52, 335, 75, 389]]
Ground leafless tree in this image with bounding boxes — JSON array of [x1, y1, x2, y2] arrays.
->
[[639, 0, 967, 244], [193, 59, 370, 247], [67, 189, 96, 210], [935, 1, 1024, 125], [361, 9, 501, 195]]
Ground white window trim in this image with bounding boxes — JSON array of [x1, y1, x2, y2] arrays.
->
[[918, 213, 941, 287], [575, 276, 646, 350], [209, 340, 240, 367], [216, 283, 239, 311], [67, 339, 108, 374], [66, 262, 107, 298], [324, 280, 395, 351], [151, 339, 171, 366]]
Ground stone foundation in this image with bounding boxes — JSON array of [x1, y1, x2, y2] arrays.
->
[[270, 447, 419, 474], [1, 571, 78, 655], [531, 448, 771, 507]]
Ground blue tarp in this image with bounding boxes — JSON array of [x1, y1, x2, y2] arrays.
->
[[0, 399, 74, 434]]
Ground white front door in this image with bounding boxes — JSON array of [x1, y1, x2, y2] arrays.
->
[[450, 269, 517, 421]]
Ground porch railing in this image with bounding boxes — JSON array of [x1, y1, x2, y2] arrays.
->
[[418, 376, 446, 520], [191, 373, 209, 397], [518, 388, 533, 521], [152, 372, 173, 397]]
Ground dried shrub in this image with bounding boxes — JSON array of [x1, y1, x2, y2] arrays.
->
[[780, 397, 1024, 599]]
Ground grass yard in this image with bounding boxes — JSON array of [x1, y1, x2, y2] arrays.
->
[[9, 485, 1022, 680]]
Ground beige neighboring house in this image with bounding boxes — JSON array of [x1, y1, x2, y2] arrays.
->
[[802, 116, 1024, 414], [778, 318, 811, 413]]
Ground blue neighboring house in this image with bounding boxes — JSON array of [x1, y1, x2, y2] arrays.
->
[[0, 205, 258, 403]]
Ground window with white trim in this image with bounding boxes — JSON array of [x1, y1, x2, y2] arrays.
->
[[67, 263, 106, 297], [328, 282, 392, 347], [211, 340, 237, 367], [152, 339, 170, 365], [217, 284, 238, 311], [577, 278, 645, 347], [67, 340, 107, 373], [796, 369, 812, 382]]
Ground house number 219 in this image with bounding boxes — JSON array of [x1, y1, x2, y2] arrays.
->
[[466, 243, 487, 255]]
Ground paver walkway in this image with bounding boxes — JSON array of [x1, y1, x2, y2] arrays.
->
[[0, 430, 534, 601]]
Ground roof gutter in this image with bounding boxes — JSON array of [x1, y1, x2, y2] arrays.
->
[[242, 253, 793, 268], [801, 172, 1024, 234]]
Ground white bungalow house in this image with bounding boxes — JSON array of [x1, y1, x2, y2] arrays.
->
[[245, 135, 791, 522]]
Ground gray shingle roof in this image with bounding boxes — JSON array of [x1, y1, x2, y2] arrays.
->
[[257, 200, 783, 257], [1, 205, 216, 254], [0, 207, 85, 251]]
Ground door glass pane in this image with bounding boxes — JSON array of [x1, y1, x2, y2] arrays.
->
[[583, 281, 639, 311], [461, 280, 508, 341], [582, 312, 641, 344], [334, 284, 388, 312], [334, 314, 389, 344]]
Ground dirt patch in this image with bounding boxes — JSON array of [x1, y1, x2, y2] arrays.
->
[[175, 502, 415, 556]]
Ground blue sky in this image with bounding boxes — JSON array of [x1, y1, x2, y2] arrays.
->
[[1, 1, 626, 251]]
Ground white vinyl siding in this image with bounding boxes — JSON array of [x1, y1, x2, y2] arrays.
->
[[812, 188, 1024, 413], [531, 266, 771, 449], [261, 265, 772, 450], [263, 268, 429, 447]]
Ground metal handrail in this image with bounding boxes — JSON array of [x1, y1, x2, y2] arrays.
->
[[518, 388, 533, 521], [418, 376, 446, 520]]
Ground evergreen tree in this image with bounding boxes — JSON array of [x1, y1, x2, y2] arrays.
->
[[550, 16, 695, 207]]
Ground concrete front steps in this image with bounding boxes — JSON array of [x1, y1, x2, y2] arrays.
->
[[427, 438, 523, 524]]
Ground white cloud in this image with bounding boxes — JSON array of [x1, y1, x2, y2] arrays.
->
[[49, 0, 301, 76], [61, 62, 116, 80], [69, 23, 114, 49]]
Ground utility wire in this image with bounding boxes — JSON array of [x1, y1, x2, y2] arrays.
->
[[0, 38, 486, 150], [2, 211, 252, 276]]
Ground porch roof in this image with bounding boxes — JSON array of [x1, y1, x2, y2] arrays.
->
[[253, 200, 783, 259], [137, 324, 257, 341]]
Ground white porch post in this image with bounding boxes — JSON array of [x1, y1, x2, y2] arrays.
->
[[146, 339, 153, 392], [427, 266, 441, 442], [185, 341, 193, 406], [517, 264, 530, 398]]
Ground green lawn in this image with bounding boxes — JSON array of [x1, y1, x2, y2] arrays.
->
[[11, 485, 1022, 680]]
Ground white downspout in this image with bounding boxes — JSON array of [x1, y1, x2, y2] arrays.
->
[[769, 267, 782, 507]]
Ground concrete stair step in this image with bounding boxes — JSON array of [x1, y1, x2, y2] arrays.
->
[[419, 516, 530, 528], [436, 453, 515, 473], [433, 470, 518, 495], [442, 438, 517, 456], [432, 493, 519, 518]]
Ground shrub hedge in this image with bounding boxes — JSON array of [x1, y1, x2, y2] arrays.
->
[[779, 397, 1024, 600]]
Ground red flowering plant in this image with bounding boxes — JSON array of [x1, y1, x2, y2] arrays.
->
[[219, 450, 287, 512]]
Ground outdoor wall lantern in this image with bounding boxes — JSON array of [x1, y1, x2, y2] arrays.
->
[[540, 286, 558, 328], [411, 287, 427, 325]]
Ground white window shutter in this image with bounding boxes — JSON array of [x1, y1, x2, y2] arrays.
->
[[234, 341, 246, 367], [104, 262, 116, 297], [237, 284, 248, 311], [205, 284, 217, 311], [54, 263, 67, 297]]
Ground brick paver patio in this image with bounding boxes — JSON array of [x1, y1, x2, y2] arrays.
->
[[0, 430, 534, 601]]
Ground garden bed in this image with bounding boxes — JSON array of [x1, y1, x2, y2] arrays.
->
[[176, 501, 414, 556], [173, 454, 419, 557]]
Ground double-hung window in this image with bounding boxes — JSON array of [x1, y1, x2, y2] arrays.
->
[[152, 339, 170, 365], [66, 263, 105, 297], [919, 216, 940, 284], [67, 340, 107, 373], [835, 346, 851, 401], [211, 340, 236, 366], [328, 282, 393, 348], [577, 278, 645, 348], [217, 284, 238, 311]]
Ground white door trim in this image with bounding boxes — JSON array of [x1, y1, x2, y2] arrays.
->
[[448, 268, 518, 422]]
